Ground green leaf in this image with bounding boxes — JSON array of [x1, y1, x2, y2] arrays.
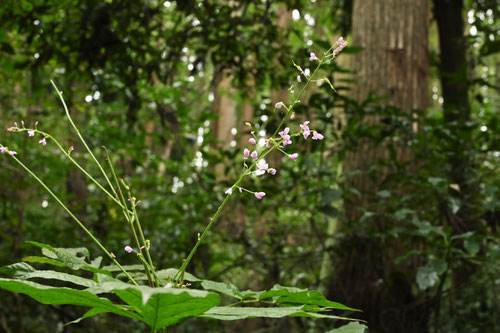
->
[[1, 262, 100, 288], [416, 260, 446, 290], [464, 239, 480, 256], [259, 285, 358, 311], [202, 306, 357, 321], [376, 190, 391, 198], [22, 256, 67, 267], [156, 268, 201, 282], [326, 321, 368, 333], [0, 278, 142, 321], [201, 280, 243, 299], [112, 285, 220, 330]]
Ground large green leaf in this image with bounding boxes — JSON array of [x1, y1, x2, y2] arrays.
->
[[0, 262, 97, 288], [0, 278, 142, 321], [111, 284, 220, 330]]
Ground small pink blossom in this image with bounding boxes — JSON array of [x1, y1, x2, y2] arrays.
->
[[251, 150, 258, 160], [69, 146, 74, 151], [267, 168, 277, 175], [297, 75, 302, 82], [7, 126, 19, 132], [225, 188, 233, 195], [0, 147, 7, 154], [257, 161, 269, 170], [289, 153, 299, 161], [28, 130, 35, 137], [244, 148, 250, 158], [309, 52, 318, 61], [312, 132, 324, 140], [279, 127, 292, 146], [239, 187, 243, 193], [21, 121, 25, 126], [249, 137, 256, 145], [124, 246, 133, 253], [300, 121, 310, 131], [39, 138, 47, 146], [303, 130, 310, 139], [255, 192, 266, 199], [275, 102, 283, 109], [35, 121, 39, 127], [9, 151, 17, 156], [333, 37, 347, 56]]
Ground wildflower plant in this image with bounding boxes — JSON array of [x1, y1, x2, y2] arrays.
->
[[0, 39, 362, 332]]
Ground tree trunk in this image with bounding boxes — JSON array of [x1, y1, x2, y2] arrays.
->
[[330, 1, 430, 332]]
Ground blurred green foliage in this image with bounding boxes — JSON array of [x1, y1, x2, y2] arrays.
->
[[0, 0, 499, 332]]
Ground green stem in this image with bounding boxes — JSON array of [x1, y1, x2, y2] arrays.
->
[[50, 80, 118, 200], [10, 154, 138, 286], [21, 129, 127, 210], [104, 148, 154, 286], [131, 200, 161, 286]]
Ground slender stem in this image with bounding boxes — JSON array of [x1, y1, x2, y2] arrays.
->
[[20, 129, 128, 210], [131, 200, 161, 286], [104, 148, 153, 286], [271, 58, 324, 139], [50, 80, 118, 199], [9, 154, 138, 286], [174, 53, 328, 282]]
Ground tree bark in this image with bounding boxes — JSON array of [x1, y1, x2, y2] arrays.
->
[[331, 1, 430, 332]]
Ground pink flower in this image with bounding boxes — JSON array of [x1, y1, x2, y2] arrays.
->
[[0, 147, 7, 154], [69, 146, 74, 151], [309, 52, 318, 61], [28, 130, 35, 137], [225, 188, 233, 195], [244, 148, 250, 158], [297, 75, 302, 82], [312, 132, 324, 140], [21, 121, 25, 126], [124, 246, 133, 253], [279, 127, 292, 146], [300, 121, 310, 131], [257, 161, 269, 170], [35, 121, 39, 127], [39, 138, 47, 146], [239, 187, 243, 193], [249, 138, 256, 144], [255, 192, 266, 199], [7, 126, 19, 132], [275, 102, 283, 109], [251, 150, 258, 160], [267, 168, 277, 175], [289, 153, 299, 161], [303, 130, 310, 139], [9, 151, 17, 156], [333, 37, 347, 56]]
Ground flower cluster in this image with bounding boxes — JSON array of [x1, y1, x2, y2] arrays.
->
[[226, 116, 324, 200]]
